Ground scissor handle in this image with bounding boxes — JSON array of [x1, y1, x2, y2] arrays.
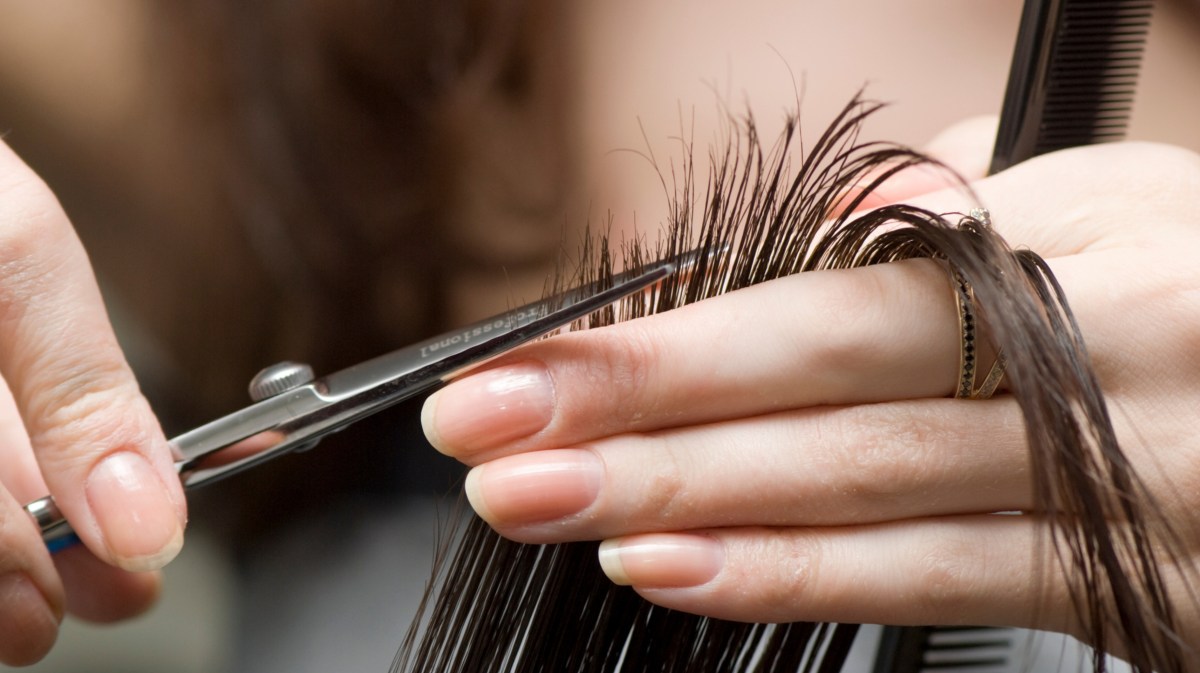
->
[[25, 496, 78, 552]]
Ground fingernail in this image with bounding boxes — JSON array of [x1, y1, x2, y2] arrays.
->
[[422, 362, 555, 455], [85, 452, 184, 572], [0, 573, 60, 665], [598, 534, 724, 588], [465, 449, 602, 524]]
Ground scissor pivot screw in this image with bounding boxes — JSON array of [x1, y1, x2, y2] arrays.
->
[[249, 361, 315, 401]]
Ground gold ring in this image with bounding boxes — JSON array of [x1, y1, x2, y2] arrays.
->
[[951, 210, 1006, 399]]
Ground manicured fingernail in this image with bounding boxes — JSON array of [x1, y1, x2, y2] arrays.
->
[[465, 449, 602, 524], [422, 362, 555, 455], [85, 452, 184, 572], [598, 534, 724, 588], [0, 572, 60, 665]]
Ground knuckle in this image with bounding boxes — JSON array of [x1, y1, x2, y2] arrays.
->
[[629, 438, 689, 524], [1075, 143, 1200, 226], [1119, 142, 1200, 182], [0, 183, 77, 331], [0, 173, 70, 280], [815, 407, 938, 514], [24, 346, 126, 417], [1062, 142, 1200, 188], [1032, 143, 1200, 250], [912, 532, 977, 622], [802, 271, 890, 383], [586, 323, 666, 428], [24, 366, 149, 461], [1085, 250, 1200, 389], [743, 530, 822, 618], [1116, 143, 1200, 215]]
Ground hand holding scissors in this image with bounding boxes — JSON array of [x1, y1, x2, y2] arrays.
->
[[24, 256, 688, 552], [0, 135, 691, 664]]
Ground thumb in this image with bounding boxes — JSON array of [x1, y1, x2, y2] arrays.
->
[[0, 141, 186, 572]]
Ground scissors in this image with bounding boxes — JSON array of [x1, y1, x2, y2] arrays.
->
[[24, 253, 694, 552]]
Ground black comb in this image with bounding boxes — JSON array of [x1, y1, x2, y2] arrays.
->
[[989, 0, 1154, 173]]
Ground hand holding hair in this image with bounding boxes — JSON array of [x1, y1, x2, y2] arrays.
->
[[0, 141, 185, 665], [421, 136, 1200, 663]]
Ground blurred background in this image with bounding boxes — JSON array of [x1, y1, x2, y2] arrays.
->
[[0, 1, 1197, 671]]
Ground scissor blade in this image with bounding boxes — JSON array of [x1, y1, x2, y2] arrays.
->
[[174, 256, 682, 490], [318, 258, 678, 403], [342, 247, 710, 393]]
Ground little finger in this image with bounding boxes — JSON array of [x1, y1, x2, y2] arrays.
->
[[598, 515, 1073, 635]]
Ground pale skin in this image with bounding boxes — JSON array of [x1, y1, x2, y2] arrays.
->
[[422, 135, 1200, 657], [0, 140, 185, 666]]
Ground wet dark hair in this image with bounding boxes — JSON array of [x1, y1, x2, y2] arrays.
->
[[391, 97, 1192, 672]]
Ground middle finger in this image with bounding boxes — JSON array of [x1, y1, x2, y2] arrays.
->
[[465, 397, 1031, 544]]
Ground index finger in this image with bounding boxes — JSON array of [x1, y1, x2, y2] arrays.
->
[[422, 257, 964, 464], [0, 141, 185, 571]]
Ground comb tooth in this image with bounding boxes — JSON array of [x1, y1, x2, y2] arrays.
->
[[1043, 93, 1139, 105], [921, 627, 1015, 671], [1042, 100, 1136, 109], [1052, 44, 1148, 55], [1042, 104, 1135, 114], [873, 626, 1017, 673]]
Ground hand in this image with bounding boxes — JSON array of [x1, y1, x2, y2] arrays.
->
[[421, 138, 1200, 652], [0, 141, 186, 665]]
